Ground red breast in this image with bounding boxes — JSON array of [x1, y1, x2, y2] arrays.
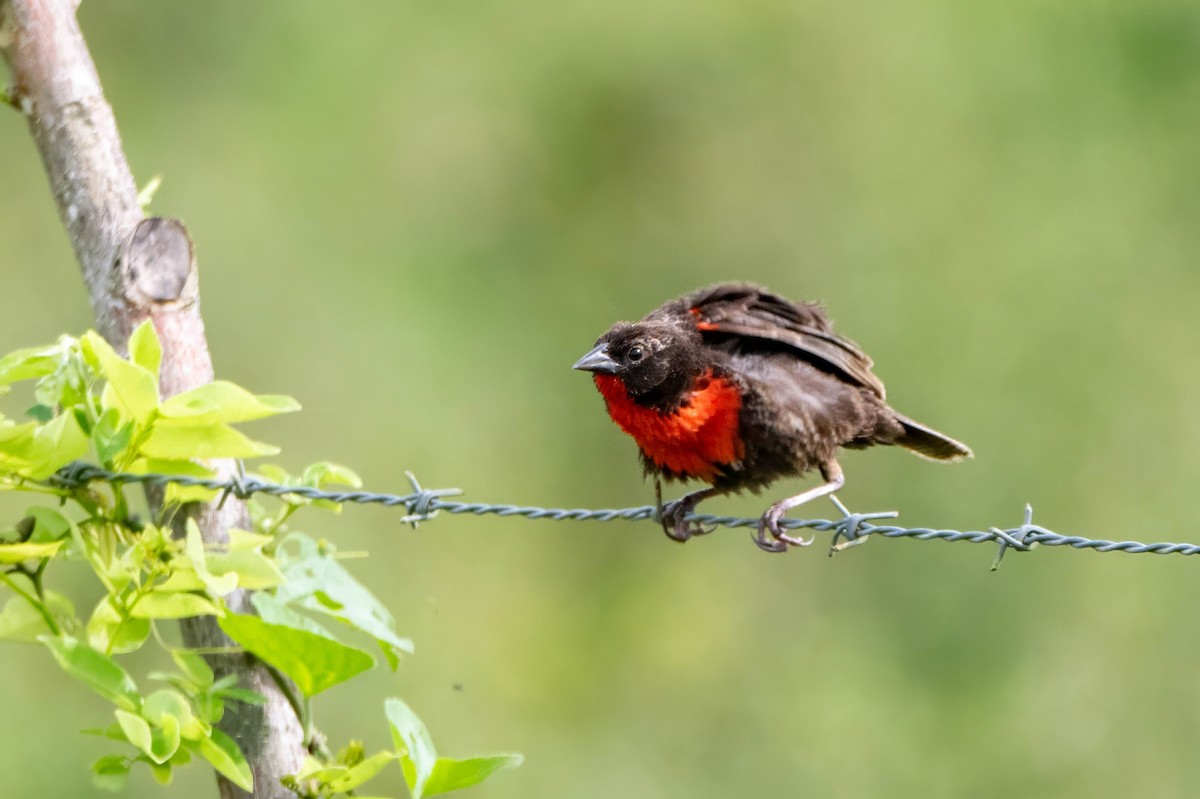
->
[[593, 369, 744, 482]]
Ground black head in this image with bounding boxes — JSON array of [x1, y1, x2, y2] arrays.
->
[[573, 320, 709, 408]]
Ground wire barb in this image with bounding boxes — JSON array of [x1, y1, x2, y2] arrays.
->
[[399, 471, 463, 528], [31, 462, 1200, 566], [827, 495, 900, 555], [990, 504, 1041, 571], [217, 460, 254, 509]]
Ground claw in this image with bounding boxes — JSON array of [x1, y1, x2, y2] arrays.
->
[[656, 485, 719, 544], [752, 461, 843, 552], [759, 506, 814, 548], [660, 499, 715, 542], [752, 519, 788, 553]]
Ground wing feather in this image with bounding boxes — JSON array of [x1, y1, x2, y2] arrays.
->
[[683, 283, 886, 399]]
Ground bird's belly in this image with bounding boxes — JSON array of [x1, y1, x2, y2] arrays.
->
[[594, 372, 744, 482]]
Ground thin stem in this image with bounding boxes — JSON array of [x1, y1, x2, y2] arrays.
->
[[106, 579, 153, 656], [0, 570, 59, 635]]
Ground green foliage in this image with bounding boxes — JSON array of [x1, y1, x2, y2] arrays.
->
[[387, 698, 523, 799], [0, 324, 519, 796], [281, 700, 521, 799], [219, 610, 374, 698]]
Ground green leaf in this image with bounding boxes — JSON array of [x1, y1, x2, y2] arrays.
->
[[0, 539, 63, 562], [248, 592, 331, 636], [0, 413, 89, 479], [0, 420, 35, 472], [302, 461, 363, 489], [386, 698, 439, 798], [127, 457, 218, 504], [144, 688, 205, 741], [25, 505, 72, 541], [215, 687, 266, 706], [25, 403, 53, 422], [229, 528, 274, 551], [152, 710, 182, 763], [91, 754, 130, 792], [82, 332, 159, 423], [129, 591, 221, 619], [30, 412, 90, 478], [208, 548, 284, 591], [128, 320, 162, 378], [150, 711, 183, 762], [420, 755, 524, 797], [41, 635, 141, 711], [115, 709, 154, 758], [171, 650, 214, 688], [387, 697, 522, 798], [0, 591, 73, 641], [290, 755, 348, 784], [141, 422, 279, 460], [276, 534, 413, 666], [0, 596, 48, 641], [157, 381, 300, 425], [219, 612, 374, 697], [180, 519, 238, 596], [87, 596, 151, 654], [0, 345, 58, 384], [148, 759, 174, 785], [142, 688, 191, 720], [193, 727, 253, 791], [327, 750, 398, 792], [154, 567, 206, 594], [93, 408, 135, 467]]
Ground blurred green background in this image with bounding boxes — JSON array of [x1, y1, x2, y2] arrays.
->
[[4, 1, 1200, 796]]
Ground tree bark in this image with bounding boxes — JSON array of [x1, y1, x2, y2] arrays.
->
[[1, 2, 304, 796]]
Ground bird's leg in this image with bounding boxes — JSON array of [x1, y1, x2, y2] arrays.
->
[[658, 483, 719, 543], [759, 460, 845, 549]]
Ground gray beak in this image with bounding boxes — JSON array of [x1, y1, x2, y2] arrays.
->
[[572, 343, 620, 374]]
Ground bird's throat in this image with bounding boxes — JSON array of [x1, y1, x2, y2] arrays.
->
[[594, 370, 744, 482]]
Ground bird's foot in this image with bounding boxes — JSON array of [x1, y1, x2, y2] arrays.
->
[[655, 482, 719, 543], [754, 505, 814, 552], [660, 496, 716, 542]]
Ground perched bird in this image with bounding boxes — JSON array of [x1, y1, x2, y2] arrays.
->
[[573, 282, 971, 552]]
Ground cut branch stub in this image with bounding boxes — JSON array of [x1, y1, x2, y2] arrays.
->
[[118, 217, 197, 307]]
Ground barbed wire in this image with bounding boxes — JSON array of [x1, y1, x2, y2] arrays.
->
[[43, 462, 1200, 569]]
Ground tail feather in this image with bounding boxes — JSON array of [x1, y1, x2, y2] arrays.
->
[[894, 414, 972, 462]]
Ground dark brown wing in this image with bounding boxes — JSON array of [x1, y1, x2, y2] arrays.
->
[[684, 282, 886, 399]]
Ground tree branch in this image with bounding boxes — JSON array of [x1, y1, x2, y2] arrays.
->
[[1, 2, 304, 796]]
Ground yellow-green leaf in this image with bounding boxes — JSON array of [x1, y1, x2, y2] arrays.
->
[[116, 709, 154, 758], [208, 549, 284, 591], [0, 592, 72, 641], [82, 332, 159, 422], [158, 381, 299, 425], [0, 345, 59, 384], [41, 635, 140, 711], [128, 320, 162, 378], [327, 751, 397, 792], [194, 728, 253, 791], [0, 540, 63, 563], [141, 423, 279, 460], [87, 595, 151, 654], [129, 591, 221, 619]]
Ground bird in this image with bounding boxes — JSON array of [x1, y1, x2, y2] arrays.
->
[[572, 282, 971, 552]]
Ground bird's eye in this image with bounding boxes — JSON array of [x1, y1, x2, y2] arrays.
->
[[628, 346, 644, 363]]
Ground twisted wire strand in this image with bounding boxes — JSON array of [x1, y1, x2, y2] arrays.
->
[[43, 462, 1200, 562]]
